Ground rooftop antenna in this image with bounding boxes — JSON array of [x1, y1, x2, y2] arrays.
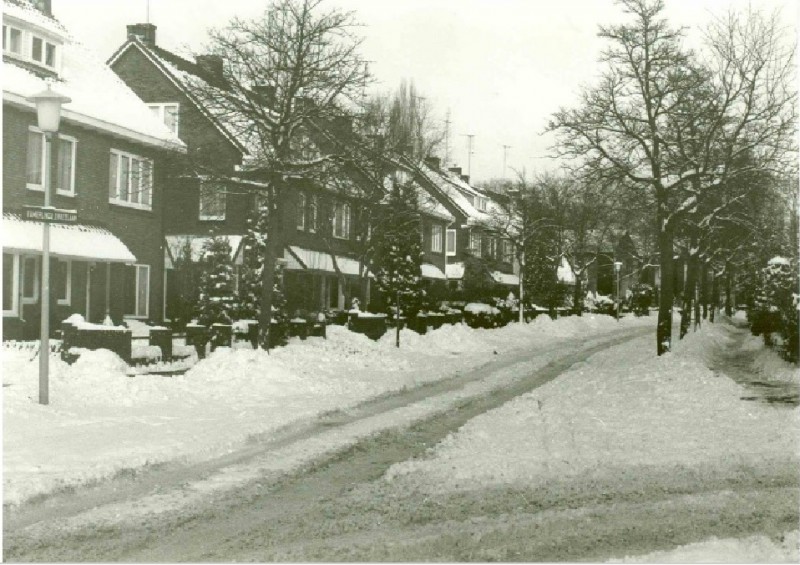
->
[[502, 144, 512, 178], [462, 134, 475, 178], [145, 0, 150, 23], [443, 109, 451, 167]]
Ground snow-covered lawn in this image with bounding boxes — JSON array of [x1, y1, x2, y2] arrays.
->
[[386, 321, 799, 488], [3, 314, 648, 506]]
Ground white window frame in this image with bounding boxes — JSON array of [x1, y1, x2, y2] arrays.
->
[[56, 259, 71, 306], [55, 133, 77, 197], [431, 224, 443, 253], [26, 127, 46, 191], [109, 149, 153, 210], [502, 240, 514, 263], [147, 103, 180, 136], [20, 255, 39, 305], [297, 192, 306, 230], [3, 24, 23, 57], [333, 201, 351, 240], [3, 253, 20, 317], [446, 229, 457, 257], [309, 195, 318, 233], [198, 182, 226, 221], [126, 264, 150, 319], [30, 33, 56, 68], [470, 231, 481, 256]]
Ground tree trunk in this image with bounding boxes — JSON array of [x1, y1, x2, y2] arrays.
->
[[573, 273, 583, 316], [656, 221, 674, 355], [724, 261, 733, 317], [259, 183, 282, 350], [710, 271, 719, 323], [680, 251, 698, 339], [700, 262, 709, 321]]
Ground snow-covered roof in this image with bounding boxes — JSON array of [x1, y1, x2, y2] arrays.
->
[[421, 263, 446, 280], [557, 256, 576, 284], [285, 246, 366, 277], [413, 162, 499, 226], [3, 0, 67, 38], [164, 235, 244, 265], [3, 213, 136, 263], [3, 8, 184, 151], [108, 39, 249, 155]]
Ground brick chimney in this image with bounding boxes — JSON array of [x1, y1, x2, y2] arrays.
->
[[424, 156, 441, 169], [196, 55, 224, 82], [461, 174, 470, 184], [252, 85, 276, 107], [127, 23, 157, 46], [448, 166, 462, 177], [31, 0, 52, 16]]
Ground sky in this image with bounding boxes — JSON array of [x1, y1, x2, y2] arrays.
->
[[52, 0, 796, 183]]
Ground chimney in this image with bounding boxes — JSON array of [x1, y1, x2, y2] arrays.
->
[[424, 156, 441, 169], [32, 0, 52, 16], [461, 174, 470, 184], [197, 55, 224, 82], [127, 23, 157, 46], [448, 166, 462, 177]]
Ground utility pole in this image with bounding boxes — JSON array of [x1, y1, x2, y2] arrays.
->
[[462, 134, 475, 178], [502, 144, 511, 179]]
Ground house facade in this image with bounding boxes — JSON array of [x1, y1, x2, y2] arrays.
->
[[2, 0, 184, 340], [108, 22, 457, 318]]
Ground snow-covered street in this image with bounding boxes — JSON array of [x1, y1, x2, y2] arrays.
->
[[4, 315, 799, 562]]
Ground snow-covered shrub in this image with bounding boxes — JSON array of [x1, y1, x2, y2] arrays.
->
[[195, 233, 236, 327], [630, 283, 653, 316], [585, 292, 615, 315], [750, 257, 798, 363]]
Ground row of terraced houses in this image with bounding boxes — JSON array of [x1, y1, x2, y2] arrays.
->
[[3, 0, 530, 339]]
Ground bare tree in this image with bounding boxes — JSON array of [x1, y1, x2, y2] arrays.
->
[[549, 0, 795, 355], [190, 0, 368, 348]]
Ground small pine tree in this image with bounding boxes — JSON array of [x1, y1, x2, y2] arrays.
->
[[371, 181, 424, 317], [235, 203, 288, 346], [195, 233, 237, 327]]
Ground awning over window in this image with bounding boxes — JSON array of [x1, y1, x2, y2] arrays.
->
[[445, 262, 465, 280], [164, 235, 244, 267], [492, 271, 520, 286], [2, 213, 136, 263], [421, 263, 447, 280], [284, 246, 365, 277]]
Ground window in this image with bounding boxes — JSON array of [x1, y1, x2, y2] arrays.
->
[[3, 25, 22, 55], [470, 231, 481, 256], [198, 182, 226, 220], [431, 224, 443, 253], [309, 195, 318, 233], [446, 229, 457, 257], [297, 192, 306, 230], [56, 135, 76, 196], [333, 202, 351, 239], [148, 103, 180, 136], [3, 253, 19, 316], [26, 129, 45, 189], [30, 35, 56, 67], [109, 150, 153, 210], [54, 259, 71, 305], [125, 264, 150, 318], [502, 240, 514, 263], [21, 256, 39, 303]]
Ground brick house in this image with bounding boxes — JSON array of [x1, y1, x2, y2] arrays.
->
[[2, 0, 185, 340], [108, 23, 456, 317]]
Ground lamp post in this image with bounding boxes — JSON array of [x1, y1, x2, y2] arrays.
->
[[27, 85, 71, 405], [614, 260, 623, 322]]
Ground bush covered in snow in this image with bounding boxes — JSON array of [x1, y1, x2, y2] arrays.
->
[[749, 256, 798, 363]]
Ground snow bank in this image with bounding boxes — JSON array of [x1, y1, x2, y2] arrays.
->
[[609, 530, 799, 563], [385, 323, 800, 490], [3, 315, 650, 506]]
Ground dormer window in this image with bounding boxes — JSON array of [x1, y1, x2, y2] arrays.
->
[[31, 35, 56, 67], [148, 103, 180, 136], [3, 25, 23, 55]]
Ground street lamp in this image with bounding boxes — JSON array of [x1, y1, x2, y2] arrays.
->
[[27, 84, 71, 405], [614, 261, 623, 322]]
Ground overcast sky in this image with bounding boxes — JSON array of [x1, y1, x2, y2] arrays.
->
[[53, 0, 796, 183]]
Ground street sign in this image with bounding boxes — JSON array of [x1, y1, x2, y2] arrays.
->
[[23, 206, 78, 223]]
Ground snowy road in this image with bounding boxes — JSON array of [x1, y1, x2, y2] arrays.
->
[[4, 322, 797, 561]]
